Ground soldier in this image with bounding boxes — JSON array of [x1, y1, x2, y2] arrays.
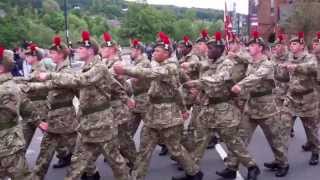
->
[[28, 36, 78, 180], [271, 35, 296, 138], [22, 43, 48, 149], [113, 33, 203, 180], [36, 31, 132, 180], [280, 32, 320, 166], [100, 32, 136, 167], [184, 32, 260, 180], [0, 47, 33, 180], [230, 31, 290, 177]]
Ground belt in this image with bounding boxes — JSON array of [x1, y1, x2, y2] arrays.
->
[[291, 89, 314, 96], [49, 101, 73, 110], [250, 90, 273, 98], [208, 97, 232, 105], [82, 102, 110, 116], [0, 121, 17, 131], [149, 97, 175, 104]]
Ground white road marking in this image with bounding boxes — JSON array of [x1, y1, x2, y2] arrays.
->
[[215, 143, 244, 180]]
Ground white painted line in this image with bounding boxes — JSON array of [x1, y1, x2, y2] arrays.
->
[[215, 143, 244, 180]]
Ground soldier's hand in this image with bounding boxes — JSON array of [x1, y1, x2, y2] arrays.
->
[[184, 80, 201, 88], [181, 111, 190, 121], [286, 64, 297, 72], [180, 62, 189, 71], [38, 121, 48, 132], [231, 85, 241, 94], [113, 62, 126, 75], [190, 88, 199, 97], [37, 72, 49, 81], [127, 98, 136, 109]]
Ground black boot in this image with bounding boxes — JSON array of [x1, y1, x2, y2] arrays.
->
[[216, 168, 236, 179], [263, 161, 280, 171], [207, 136, 219, 149], [302, 142, 313, 152], [290, 128, 295, 138], [172, 171, 203, 180], [275, 165, 289, 177], [309, 153, 319, 165], [81, 172, 100, 180], [159, 144, 169, 156], [246, 166, 260, 180], [53, 154, 72, 169]]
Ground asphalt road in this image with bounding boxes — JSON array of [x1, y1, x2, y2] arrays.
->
[[25, 117, 320, 180]]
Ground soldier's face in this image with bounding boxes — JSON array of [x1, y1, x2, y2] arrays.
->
[[25, 55, 38, 65], [130, 48, 140, 60], [289, 42, 303, 54], [274, 44, 285, 55], [76, 47, 92, 61], [248, 43, 262, 57], [194, 42, 208, 56], [229, 42, 240, 53], [152, 47, 169, 63], [312, 42, 320, 53], [101, 46, 116, 59], [207, 44, 223, 60], [49, 50, 64, 64]]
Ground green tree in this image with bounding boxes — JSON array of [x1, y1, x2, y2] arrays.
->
[[42, 11, 65, 33]]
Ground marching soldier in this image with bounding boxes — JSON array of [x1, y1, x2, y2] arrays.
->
[[280, 32, 320, 166], [36, 31, 132, 180], [29, 36, 78, 180], [184, 32, 260, 180], [230, 31, 290, 177], [0, 47, 34, 180], [113, 32, 203, 180]]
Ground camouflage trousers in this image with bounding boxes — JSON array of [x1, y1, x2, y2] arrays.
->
[[22, 121, 38, 150], [133, 125, 200, 180], [31, 132, 77, 180], [64, 136, 131, 180], [118, 112, 142, 165], [0, 150, 31, 180], [226, 113, 291, 168], [180, 105, 209, 165]]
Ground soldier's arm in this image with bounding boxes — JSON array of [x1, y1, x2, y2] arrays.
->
[[48, 63, 106, 88], [236, 61, 273, 92], [274, 64, 290, 82], [235, 51, 252, 64], [19, 92, 45, 124], [124, 65, 170, 80], [294, 57, 317, 75], [198, 60, 233, 91], [110, 75, 130, 104], [187, 55, 201, 72]]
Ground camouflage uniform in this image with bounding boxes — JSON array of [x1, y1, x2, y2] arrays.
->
[[42, 56, 131, 180], [124, 55, 152, 162], [191, 55, 257, 170], [282, 52, 320, 154], [228, 55, 290, 168], [179, 52, 205, 157], [121, 59, 200, 180], [0, 73, 36, 180], [22, 63, 48, 149], [28, 60, 79, 180]]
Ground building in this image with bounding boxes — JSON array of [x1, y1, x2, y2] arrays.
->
[[248, 0, 295, 40]]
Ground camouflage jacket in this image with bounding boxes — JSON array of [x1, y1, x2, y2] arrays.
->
[[46, 56, 128, 142], [236, 55, 278, 119], [128, 56, 152, 114], [282, 52, 318, 117], [272, 53, 290, 100], [104, 55, 130, 125], [123, 59, 186, 129], [196, 56, 248, 128], [0, 73, 37, 157], [45, 60, 78, 134], [179, 52, 201, 82]]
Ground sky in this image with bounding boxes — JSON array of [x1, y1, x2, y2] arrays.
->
[[126, 0, 249, 14]]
